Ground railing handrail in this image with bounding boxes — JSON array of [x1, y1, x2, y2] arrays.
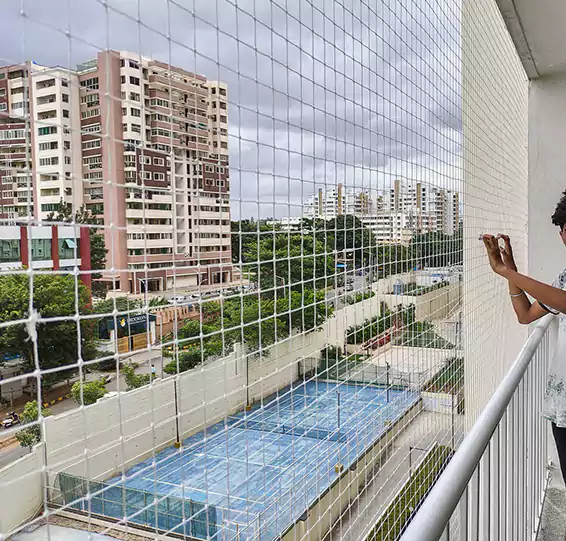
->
[[400, 314, 554, 541]]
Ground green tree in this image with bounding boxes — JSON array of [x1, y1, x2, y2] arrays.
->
[[0, 274, 97, 376], [47, 200, 108, 297], [121, 362, 151, 390], [16, 401, 51, 450], [231, 218, 259, 264], [93, 296, 140, 315], [148, 297, 168, 307], [164, 347, 202, 374], [71, 379, 107, 405], [410, 230, 463, 268], [325, 214, 378, 268]]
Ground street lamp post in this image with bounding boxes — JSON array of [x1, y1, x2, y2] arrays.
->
[[385, 361, 390, 403]]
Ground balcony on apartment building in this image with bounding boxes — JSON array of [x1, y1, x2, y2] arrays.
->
[[398, 3, 566, 540]]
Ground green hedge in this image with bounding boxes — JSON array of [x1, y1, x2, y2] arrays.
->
[[424, 357, 463, 393], [365, 444, 452, 541]]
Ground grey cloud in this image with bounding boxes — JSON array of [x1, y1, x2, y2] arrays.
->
[[0, 0, 461, 219]]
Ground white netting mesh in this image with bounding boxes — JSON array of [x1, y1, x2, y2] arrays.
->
[[0, 0, 528, 540]]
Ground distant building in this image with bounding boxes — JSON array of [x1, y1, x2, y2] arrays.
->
[[300, 181, 460, 244], [0, 223, 91, 288], [0, 52, 232, 294]]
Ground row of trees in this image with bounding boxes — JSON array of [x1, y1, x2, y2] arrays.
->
[[232, 217, 463, 275]]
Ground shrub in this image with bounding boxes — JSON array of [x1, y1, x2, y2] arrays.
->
[[122, 362, 152, 390], [16, 401, 51, 450], [163, 347, 202, 375], [71, 379, 107, 405]]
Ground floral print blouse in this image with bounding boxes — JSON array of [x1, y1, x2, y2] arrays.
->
[[542, 269, 566, 427]]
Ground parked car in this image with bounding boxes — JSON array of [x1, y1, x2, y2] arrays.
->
[[168, 295, 186, 304]]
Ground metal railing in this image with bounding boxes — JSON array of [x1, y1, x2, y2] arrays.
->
[[401, 315, 554, 541]]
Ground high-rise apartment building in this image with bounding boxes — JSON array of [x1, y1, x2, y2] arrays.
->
[[383, 179, 460, 236], [301, 181, 460, 244], [0, 52, 232, 294], [305, 183, 377, 219]]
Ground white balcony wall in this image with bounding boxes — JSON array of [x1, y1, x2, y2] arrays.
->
[[463, 0, 529, 425], [529, 76, 566, 284]]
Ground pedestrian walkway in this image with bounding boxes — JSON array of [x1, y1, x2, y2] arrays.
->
[[326, 411, 461, 541]]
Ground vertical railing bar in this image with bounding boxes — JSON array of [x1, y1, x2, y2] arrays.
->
[[459, 485, 469, 541], [470, 465, 480, 541], [507, 397, 515, 541], [490, 425, 500, 541], [500, 409, 507, 541]]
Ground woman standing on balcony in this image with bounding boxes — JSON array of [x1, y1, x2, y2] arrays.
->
[[483, 192, 566, 486]]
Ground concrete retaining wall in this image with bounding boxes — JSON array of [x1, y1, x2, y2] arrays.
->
[[0, 443, 45, 535], [421, 391, 457, 414], [380, 283, 461, 321]]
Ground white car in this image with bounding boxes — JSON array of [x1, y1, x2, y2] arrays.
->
[[168, 295, 186, 304]]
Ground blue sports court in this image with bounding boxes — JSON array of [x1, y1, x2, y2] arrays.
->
[[65, 381, 418, 540]]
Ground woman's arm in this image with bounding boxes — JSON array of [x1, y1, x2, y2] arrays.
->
[[500, 269, 566, 313], [496, 234, 551, 323], [483, 234, 566, 314]]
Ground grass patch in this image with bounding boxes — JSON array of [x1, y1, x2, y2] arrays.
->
[[424, 357, 463, 393], [365, 444, 452, 541]]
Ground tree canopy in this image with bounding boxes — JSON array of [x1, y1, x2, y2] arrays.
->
[[0, 274, 97, 375], [47, 200, 108, 296], [16, 401, 51, 450]]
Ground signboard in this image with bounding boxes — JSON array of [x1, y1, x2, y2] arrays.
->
[[119, 314, 156, 327]]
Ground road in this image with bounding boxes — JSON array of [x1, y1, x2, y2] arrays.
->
[[0, 347, 163, 469]]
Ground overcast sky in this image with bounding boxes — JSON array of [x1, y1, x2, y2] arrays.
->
[[0, 0, 461, 219]]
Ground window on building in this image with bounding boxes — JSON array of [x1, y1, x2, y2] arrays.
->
[[39, 141, 58, 151], [122, 107, 127, 116], [139, 155, 151, 165], [82, 123, 101, 134], [154, 172, 165, 181], [130, 76, 140, 86], [0, 88, 5, 97], [0, 239, 20, 263], [80, 93, 99, 106], [62, 94, 69, 103], [131, 107, 141, 117], [129, 60, 139, 69], [61, 79, 68, 87], [131, 123, 141, 133], [62, 109, 69, 118], [80, 77, 99, 90], [121, 75, 126, 84], [39, 157, 59, 166], [63, 141, 70, 150], [81, 108, 100, 119], [82, 139, 101, 150], [129, 92, 140, 101], [58, 238, 80, 260], [31, 238, 52, 260], [64, 156, 71, 165], [153, 157, 164, 166]]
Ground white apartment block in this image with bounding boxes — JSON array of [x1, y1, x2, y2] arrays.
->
[[301, 180, 460, 244]]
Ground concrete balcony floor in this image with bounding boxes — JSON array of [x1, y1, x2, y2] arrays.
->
[[540, 444, 566, 540]]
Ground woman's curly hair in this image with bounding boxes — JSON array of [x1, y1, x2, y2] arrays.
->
[[552, 191, 566, 230]]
